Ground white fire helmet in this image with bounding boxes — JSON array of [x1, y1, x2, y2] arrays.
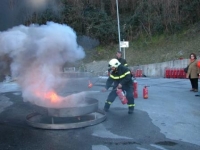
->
[[108, 58, 121, 68]]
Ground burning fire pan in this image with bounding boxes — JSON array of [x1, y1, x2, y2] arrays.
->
[[26, 97, 106, 130], [26, 110, 106, 130], [45, 97, 98, 117]]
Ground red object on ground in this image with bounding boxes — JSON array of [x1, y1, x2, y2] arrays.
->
[[116, 89, 128, 104], [143, 86, 148, 99], [177, 68, 180, 78], [180, 69, 184, 78], [88, 80, 93, 88], [182, 69, 187, 78], [135, 70, 139, 77], [135, 69, 143, 77], [174, 68, 177, 78], [170, 68, 174, 78], [165, 68, 170, 78], [131, 71, 135, 77], [138, 69, 142, 77], [133, 80, 138, 98]]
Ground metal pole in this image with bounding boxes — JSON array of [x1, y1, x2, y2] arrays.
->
[[123, 39, 125, 59], [124, 48, 125, 59], [116, 0, 121, 51]]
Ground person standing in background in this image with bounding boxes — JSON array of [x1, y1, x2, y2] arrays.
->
[[116, 51, 128, 67], [186, 53, 200, 92]]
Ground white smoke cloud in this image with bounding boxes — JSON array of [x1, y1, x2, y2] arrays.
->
[[0, 22, 85, 107]]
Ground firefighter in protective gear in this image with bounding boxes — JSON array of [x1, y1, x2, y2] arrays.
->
[[102, 58, 135, 114], [108, 51, 128, 75]]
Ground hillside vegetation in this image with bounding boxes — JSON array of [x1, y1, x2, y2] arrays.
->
[[83, 22, 200, 67], [28, 0, 200, 45], [32, 0, 199, 67], [1, 0, 200, 73]]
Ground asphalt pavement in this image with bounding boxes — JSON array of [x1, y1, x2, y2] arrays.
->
[[0, 77, 200, 150]]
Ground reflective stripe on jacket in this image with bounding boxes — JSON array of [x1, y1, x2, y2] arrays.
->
[[105, 64, 133, 90]]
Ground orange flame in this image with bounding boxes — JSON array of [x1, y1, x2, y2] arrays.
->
[[35, 90, 61, 103], [44, 91, 60, 103]]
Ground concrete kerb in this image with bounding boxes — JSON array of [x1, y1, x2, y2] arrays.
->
[[130, 59, 188, 77], [85, 59, 189, 78]]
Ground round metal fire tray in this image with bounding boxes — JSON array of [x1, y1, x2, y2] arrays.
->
[[41, 97, 98, 117], [26, 109, 106, 130]]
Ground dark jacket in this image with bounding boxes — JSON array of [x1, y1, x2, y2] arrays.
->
[[105, 64, 133, 90], [117, 57, 128, 66]]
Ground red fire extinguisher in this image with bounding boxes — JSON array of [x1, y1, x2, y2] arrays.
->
[[116, 89, 128, 104], [143, 86, 148, 99], [133, 79, 138, 98]]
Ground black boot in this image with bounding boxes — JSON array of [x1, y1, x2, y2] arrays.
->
[[128, 107, 134, 114], [104, 103, 110, 112]]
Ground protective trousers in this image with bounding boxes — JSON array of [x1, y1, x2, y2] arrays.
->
[[104, 86, 135, 111]]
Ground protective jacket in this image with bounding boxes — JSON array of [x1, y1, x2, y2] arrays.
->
[[117, 57, 128, 66], [187, 60, 200, 79], [105, 64, 133, 90]]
